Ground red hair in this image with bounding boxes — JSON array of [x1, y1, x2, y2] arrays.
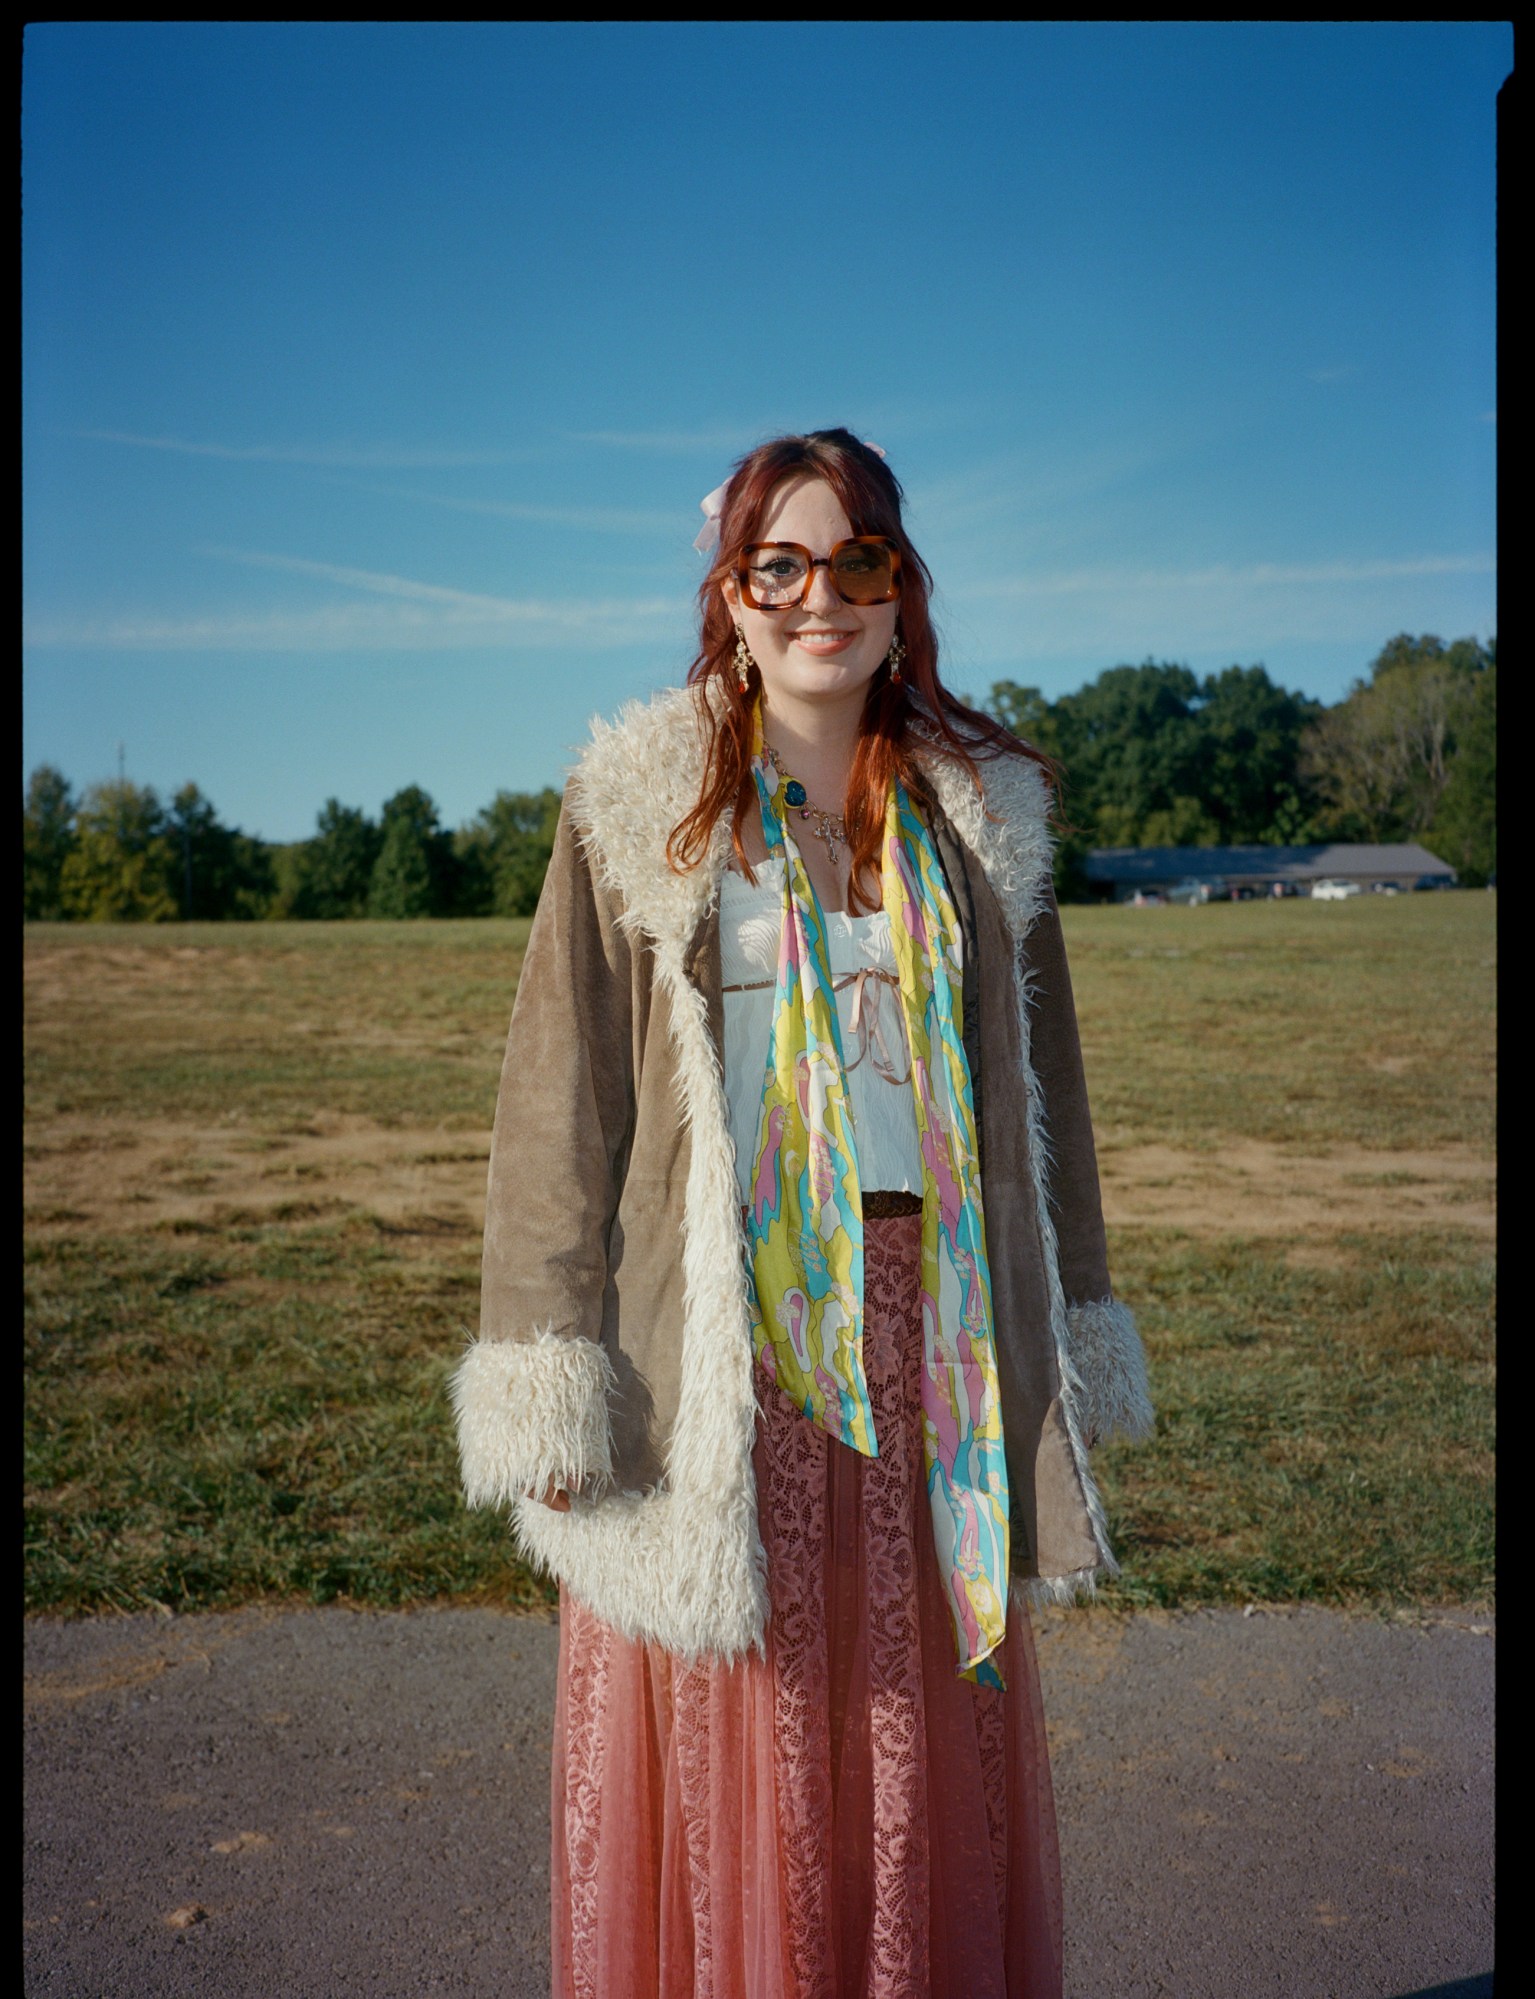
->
[[666, 427, 1055, 913]]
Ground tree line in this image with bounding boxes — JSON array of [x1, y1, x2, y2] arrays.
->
[[23, 632, 1493, 921], [22, 773, 563, 923], [984, 631, 1494, 894]]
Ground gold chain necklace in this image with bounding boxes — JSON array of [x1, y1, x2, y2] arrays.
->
[[763, 741, 848, 867]]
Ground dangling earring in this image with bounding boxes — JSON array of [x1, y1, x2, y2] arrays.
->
[[734, 628, 755, 692], [886, 636, 906, 685]]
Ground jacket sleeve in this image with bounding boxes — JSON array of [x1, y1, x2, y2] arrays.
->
[[450, 796, 634, 1509], [1027, 888, 1154, 1445]]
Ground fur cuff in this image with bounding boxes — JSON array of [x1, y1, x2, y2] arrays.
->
[[450, 1329, 616, 1509], [1065, 1298, 1154, 1444]]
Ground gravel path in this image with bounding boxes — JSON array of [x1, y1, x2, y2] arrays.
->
[[24, 1603, 1493, 1998]]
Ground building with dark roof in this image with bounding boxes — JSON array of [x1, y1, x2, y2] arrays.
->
[[1083, 842, 1456, 901]]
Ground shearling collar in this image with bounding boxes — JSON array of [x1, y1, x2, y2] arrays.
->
[[567, 682, 1055, 953]]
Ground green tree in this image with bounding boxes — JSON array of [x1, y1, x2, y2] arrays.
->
[[1050, 661, 1208, 845], [23, 765, 77, 918], [368, 785, 454, 919], [985, 659, 1327, 892], [1301, 634, 1491, 840], [264, 842, 315, 919], [1426, 658, 1496, 883], [289, 799, 383, 918], [58, 780, 180, 921], [980, 683, 1062, 762], [166, 783, 275, 919], [455, 786, 564, 917], [1193, 665, 1325, 842]]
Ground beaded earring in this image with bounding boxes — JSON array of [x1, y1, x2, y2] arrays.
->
[[734, 629, 755, 691], [886, 636, 907, 685]]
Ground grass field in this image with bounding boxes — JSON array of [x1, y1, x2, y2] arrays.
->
[[24, 894, 1495, 1617]]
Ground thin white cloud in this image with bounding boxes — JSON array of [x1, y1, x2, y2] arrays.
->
[[968, 553, 1495, 600], [24, 548, 680, 653], [70, 429, 518, 469], [203, 546, 576, 614], [347, 482, 673, 534], [1305, 365, 1359, 385]]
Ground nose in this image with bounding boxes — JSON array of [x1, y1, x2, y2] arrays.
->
[[801, 560, 845, 616]]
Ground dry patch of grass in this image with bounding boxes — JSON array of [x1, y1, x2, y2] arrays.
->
[[24, 901, 1494, 1616], [24, 919, 527, 1131], [1098, 1140, 1493, 1237]]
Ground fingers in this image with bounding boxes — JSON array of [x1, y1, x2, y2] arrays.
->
[[526, 1479, 573, 1512]]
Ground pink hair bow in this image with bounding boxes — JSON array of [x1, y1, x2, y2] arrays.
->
[[693, 440, 887, 555]]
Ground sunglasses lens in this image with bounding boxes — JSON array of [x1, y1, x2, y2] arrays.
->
[[743, 548, 810, 608], [831, 542, 897, 604]]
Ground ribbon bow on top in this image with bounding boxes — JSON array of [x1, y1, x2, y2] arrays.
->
[[693, 441, 888, 554]]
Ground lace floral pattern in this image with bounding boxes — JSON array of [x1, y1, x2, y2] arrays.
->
[[550, 1214, 1063, 1998]]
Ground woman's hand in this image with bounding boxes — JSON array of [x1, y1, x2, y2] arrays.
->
[[530, 1479, 573, 1512]]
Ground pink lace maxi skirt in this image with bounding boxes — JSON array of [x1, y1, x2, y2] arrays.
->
[[550, 1213, 1064, 1999]]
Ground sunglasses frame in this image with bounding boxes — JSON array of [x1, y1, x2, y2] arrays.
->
[[736, 536, 902, 611]]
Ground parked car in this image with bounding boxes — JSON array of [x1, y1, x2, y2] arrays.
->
[[1310, 878, 1362, 901], [1369, 881, 1402, 895], [1413, 874, 1457, 891], [1166, 877, 1226, 905]]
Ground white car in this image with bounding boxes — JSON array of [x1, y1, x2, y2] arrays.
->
[[1310, 878, 1362, 900]]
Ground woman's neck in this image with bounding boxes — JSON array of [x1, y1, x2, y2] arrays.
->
[[759, 691, 863, 813]]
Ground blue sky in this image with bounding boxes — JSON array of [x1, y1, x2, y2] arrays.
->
[[23, 21, 1507, 843]]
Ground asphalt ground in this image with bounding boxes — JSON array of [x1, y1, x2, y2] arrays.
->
[[24, 1603, 1493, 1999]]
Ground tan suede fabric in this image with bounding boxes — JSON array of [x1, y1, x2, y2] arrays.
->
[[478, 726, 1119, 1589]]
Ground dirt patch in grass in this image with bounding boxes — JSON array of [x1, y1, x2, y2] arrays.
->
[[26, 1114, 1493, 1245], [24, 1113, 491, 1242], [1099, 1140, 1494, 1237]]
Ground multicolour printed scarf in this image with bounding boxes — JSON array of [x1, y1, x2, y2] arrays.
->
[[742, 705, 1011, 1684]]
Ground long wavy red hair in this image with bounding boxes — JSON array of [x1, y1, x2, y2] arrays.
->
[[666, 428, 1054, 912]]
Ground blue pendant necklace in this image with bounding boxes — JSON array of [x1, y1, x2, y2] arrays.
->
[[762, 741, 848, 867]]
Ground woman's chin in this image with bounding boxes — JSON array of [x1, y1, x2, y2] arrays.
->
[[764, 654, 882, 705]]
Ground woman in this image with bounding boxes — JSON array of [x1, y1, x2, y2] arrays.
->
[[453, 429, 1153, 1998]]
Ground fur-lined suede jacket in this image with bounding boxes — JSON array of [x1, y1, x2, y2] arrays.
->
[[452, 684, 1152, 1660]]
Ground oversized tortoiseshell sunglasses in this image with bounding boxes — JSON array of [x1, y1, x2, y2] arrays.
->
[[737, 537, 902, 610]]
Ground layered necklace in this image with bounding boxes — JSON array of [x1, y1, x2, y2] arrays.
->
[[762, 740, 847, 866]]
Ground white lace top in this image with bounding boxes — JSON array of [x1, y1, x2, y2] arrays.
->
[[720, 855, 936, 1203]]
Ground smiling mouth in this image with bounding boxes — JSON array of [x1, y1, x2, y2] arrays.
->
[[791, 630, 858, 649]]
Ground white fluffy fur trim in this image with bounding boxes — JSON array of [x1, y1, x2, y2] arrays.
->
[[504, 928, 769, 1661], [505, 694, 768, 1660], [1013, 1566, 1104, 1611], [1067, 1298, 1155, 1444], [450, 1330, 616, 1510], [566, 684, 729, 946], [915, 731, 1055, 938]]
